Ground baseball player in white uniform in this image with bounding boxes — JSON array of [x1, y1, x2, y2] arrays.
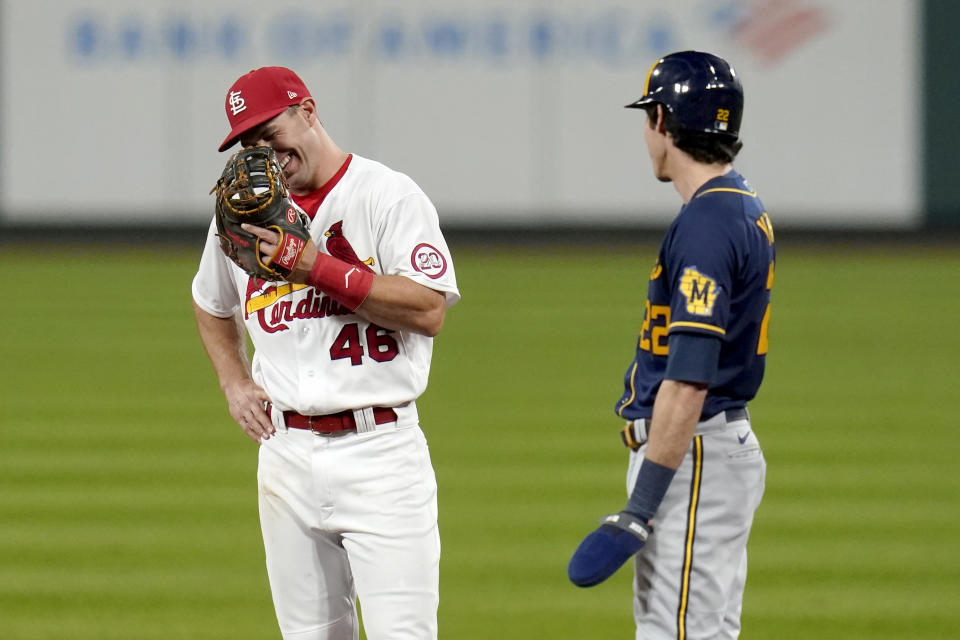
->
[[192, 66, 459, 640]]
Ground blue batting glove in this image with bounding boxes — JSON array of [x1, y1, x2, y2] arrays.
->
[[568, 511, 652, 587]]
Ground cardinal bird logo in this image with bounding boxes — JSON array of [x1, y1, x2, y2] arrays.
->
[[324, 221, 375, 272]]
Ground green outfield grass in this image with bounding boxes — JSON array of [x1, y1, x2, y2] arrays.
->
[[1, 242, 958, 639]]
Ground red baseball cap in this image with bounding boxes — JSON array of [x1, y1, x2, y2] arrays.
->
[[218, 66, 311, 152]]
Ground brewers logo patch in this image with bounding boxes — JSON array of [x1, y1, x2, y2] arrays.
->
[[679, 267, 719, 316]]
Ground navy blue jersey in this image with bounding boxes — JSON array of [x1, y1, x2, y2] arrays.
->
[[616, 170, 775, 420]]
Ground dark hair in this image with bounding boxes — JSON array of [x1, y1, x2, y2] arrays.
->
[[643, 104, 743, 164]]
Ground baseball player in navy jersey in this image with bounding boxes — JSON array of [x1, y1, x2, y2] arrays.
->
[[568, 51, 774, 639], [192, 66, 459, 640]]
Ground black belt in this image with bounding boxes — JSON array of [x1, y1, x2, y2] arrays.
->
[[620, 408, 749, 451]]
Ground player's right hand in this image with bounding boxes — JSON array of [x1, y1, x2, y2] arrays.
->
[[223, 378, 275, 443]]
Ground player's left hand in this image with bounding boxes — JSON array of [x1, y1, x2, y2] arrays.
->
[[568, 511, 652, 587], [242, 223, 318, 283]]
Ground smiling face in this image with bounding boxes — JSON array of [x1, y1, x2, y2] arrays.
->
[[239, 101, 318, 194]]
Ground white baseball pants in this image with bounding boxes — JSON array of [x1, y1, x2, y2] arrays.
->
[[257, 423, 440, 640]]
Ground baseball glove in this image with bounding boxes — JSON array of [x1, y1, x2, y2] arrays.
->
[[211, 146, 312, 281]]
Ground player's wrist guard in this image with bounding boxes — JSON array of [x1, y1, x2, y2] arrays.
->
[[307, 253, 374, 312], [626, 458, 677, 522]]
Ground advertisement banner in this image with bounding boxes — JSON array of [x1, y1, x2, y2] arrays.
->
[[0, 0, 919, 226]]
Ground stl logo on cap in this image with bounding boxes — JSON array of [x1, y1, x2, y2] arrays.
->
[[228, 90, 247, 116], [218, 66, 312, 152]]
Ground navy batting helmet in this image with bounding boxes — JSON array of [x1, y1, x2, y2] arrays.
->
[[626, 51, 743, 139]]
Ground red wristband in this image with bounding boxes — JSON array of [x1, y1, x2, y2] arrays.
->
[[307, 253, 374, 311]]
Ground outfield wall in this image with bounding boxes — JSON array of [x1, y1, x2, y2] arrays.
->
[[0, 1, 937, 229], [923, 0, 960, 229]]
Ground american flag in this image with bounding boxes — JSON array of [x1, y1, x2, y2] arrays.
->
[[730, 0, 830, 65]]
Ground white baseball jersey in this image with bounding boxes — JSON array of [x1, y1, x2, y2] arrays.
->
[[192, 154, 460, 415]]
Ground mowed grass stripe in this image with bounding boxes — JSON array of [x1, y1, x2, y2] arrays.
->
[[1, 244, 959, 639]]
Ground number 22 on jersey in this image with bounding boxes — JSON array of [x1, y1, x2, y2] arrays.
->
[[639, 300, 670, 356], [756, 260, 774, 355]]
